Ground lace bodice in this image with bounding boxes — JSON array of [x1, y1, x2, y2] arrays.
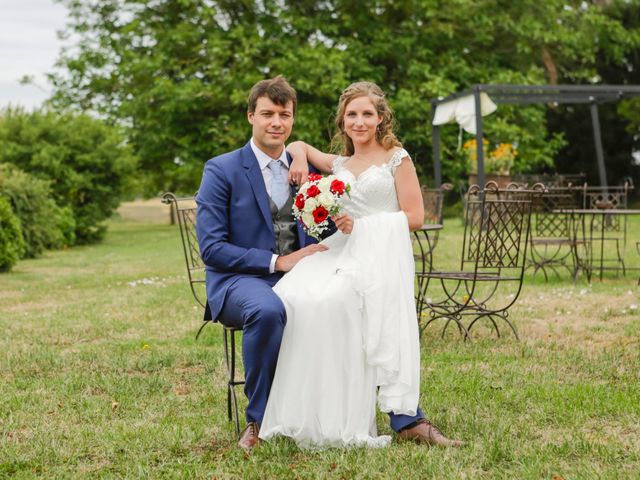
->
[[332, 148, 409, 219]]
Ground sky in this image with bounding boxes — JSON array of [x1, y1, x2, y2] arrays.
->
[[0, 0, 69, 110]]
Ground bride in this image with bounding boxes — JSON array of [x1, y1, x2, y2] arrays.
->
[[259, 82, 462, 448]]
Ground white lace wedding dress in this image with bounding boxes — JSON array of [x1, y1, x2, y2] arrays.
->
[[259, 148, 420, 448]]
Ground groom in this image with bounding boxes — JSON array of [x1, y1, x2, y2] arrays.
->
[[196, 76, 462, 449]]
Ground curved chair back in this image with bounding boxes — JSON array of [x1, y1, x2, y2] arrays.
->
[[161, 192, 206, 310]]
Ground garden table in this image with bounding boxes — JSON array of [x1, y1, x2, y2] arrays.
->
[[554, 209, 640, 281]]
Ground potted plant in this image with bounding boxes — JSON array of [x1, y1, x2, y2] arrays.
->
[[464, 139, 517, 188]]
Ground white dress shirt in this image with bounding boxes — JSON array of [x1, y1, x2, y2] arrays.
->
[[250, 138, 290, 273]]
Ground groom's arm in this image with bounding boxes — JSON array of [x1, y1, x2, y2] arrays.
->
[[196, 160, 273, 274]]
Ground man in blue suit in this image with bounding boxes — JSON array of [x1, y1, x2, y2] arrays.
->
[[196, 77, 327, 449]]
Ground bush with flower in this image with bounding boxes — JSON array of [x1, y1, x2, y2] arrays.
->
[[293, 173, 350, 240], [463, 139, 517, 176]]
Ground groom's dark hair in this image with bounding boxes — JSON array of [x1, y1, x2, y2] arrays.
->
[[247, 76, 297, 115]]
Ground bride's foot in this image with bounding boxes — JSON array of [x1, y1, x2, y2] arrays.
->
[[397, 418, 464, 447], [238, 422, 261, 450]]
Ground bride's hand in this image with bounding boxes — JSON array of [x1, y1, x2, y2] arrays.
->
[[334, 214, 354, 235], [287, 141, 309, 186]]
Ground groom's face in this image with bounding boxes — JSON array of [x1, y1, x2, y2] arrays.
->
[[248, 96, 294, 158]]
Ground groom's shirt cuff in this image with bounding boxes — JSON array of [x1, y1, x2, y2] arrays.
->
[[269, 254, 278, 274]]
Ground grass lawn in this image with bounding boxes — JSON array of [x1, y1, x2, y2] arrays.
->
[[1, 216, 639, 479]]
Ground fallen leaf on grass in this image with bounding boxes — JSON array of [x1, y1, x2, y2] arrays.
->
[[111, 401, 119, 411], [174, 383, 190, 396]]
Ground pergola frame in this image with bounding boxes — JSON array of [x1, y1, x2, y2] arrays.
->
[[430, 84, 640, 187]]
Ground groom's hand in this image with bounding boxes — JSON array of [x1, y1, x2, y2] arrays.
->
[[275, 244, 328, 272]]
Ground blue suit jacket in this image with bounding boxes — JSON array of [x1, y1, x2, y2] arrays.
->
[[195, 141, 318, 321]]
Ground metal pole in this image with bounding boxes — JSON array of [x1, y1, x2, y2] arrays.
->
[[589, 99, 608, 188], [431, 102, 442, 188], [474, 86, 485, 187]]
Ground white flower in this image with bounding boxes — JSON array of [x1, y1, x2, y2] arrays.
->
[[318, 176, 332, 190], [317, 191, 336, 208], [303, 197, 318, 213], [301, 211, 314, 226]]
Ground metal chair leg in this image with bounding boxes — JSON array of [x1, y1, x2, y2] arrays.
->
[[221, 326, 244, 437], [229, 329, 241, 437], [223, 328, 232, 422], [195, 320, 210, 340]]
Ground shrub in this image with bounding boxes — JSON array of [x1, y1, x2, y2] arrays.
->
[[0, 196, 25, 272], [0, 163, 75, 257], [0, 107, 137, 244]]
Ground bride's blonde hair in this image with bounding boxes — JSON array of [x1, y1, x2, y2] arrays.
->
[[332, 82, 402, 156]]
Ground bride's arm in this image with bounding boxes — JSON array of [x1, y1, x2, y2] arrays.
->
[[395, 156, 425, 231], [287, 141, 337, 185]]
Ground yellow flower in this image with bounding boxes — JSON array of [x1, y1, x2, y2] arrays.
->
[[464, 138, 517, 175]]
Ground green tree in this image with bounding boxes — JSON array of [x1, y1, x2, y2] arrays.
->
[[0, 108, 137, 243], [49, 0, 638, 190], [548, 1, 640, 188]]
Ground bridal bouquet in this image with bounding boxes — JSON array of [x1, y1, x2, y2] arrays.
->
[[293, 173, 350, 240]]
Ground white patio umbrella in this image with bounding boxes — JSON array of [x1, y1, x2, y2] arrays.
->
[[432, 92, 497, 134]]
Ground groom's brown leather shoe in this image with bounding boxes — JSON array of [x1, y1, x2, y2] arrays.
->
[[397, 418, 464, 447], [238, 422, 261, 450]]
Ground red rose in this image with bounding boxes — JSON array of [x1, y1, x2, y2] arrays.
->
[[306, 185, 321, 198], [330, 179, 346, 195], [295, 193, 305, 210], [312, 206, 329, 224], [308, 173, 322, 182]]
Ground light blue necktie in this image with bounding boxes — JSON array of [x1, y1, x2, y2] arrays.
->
[[267, 160, 289, 209]]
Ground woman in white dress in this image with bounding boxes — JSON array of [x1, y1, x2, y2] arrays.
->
[[259, 82, 462, 448]]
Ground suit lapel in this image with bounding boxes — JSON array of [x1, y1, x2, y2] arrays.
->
[[241, 142, 274, 235]]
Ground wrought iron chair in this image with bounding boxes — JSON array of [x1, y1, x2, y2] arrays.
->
[[578, 181, 633, 276], [637, 242, 640, 286], [417, 182, 545, 340], [527, 187, 586, 281], [512, 172, 586, 188], [162, 192, 244, 436], [419, 183, 452, 248], [413, 184, 452, 316]]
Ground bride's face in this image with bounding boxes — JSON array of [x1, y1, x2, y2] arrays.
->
[[343, 95, 382, 146]]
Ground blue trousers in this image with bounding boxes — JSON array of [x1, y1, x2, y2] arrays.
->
[[217, 274, 424, 431]]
